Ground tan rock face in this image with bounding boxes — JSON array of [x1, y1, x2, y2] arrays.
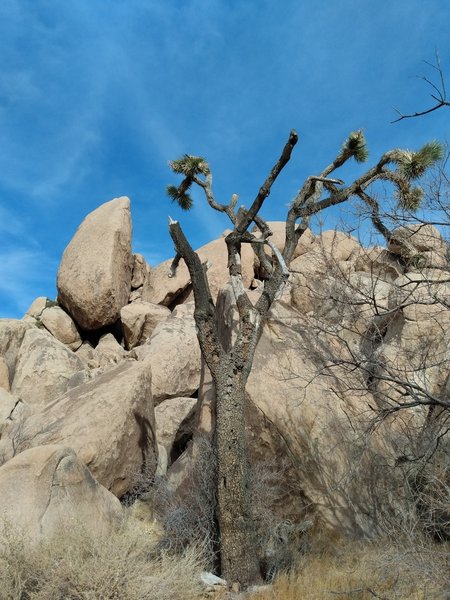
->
[[41, 306, 82, 351], [57, 197, 133, 330], [324, 271, 393, 334], [75, 341, 98, 369], [0, 357, 10, 391], [0, 445, 123, 542], [11, 360, 156, 497], [389, 270, 450, 308], [289, 250, 357, 316], [313, 230, 361, 261], [0, 388, 31, 464], [389, 223, 446, 255], [94, 332, 126, 368], [0, 319, 32, 384], [133, 303, 201, 404], [142, 237, 254, 306], [155, 397, 197, 458], [24, 296, 49, 319], [370, 269, 450, 406], [11, 329, 83, 405], [131, 253, 151, 289], [120, 301, 170, 350], [352, 246, 404, 282]]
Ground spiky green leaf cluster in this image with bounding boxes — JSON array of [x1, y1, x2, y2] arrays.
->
[[396, 186, 424, 211], [395, 141, 444, 180], [166, 155, 209, 211], [343, 130, 369, 163], [166, 184, 193, 210], [168, 155, 210, 177]]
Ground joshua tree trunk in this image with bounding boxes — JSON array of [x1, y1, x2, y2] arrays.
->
[[214, 365, 261, 584], [168, 218, 284, 587]]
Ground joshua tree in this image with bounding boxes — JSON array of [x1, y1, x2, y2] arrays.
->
[[166, 131, 443, 587]]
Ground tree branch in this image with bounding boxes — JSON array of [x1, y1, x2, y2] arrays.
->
[[392, 51, 449, 122], [168, 218, 222, 372], [236, 129, 298, 234]]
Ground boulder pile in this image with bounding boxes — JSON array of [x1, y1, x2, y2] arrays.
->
[[0, 196, 449, 543]]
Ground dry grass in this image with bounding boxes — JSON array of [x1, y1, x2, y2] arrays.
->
[[251, 537, 450, 600], [0, 517, 206, 600]]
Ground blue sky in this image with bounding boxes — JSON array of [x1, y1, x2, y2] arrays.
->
[[0, 0, 449, 318]]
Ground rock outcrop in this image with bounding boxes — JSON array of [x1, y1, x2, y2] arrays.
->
[[121, 301, 170, 350], [0, 319, 32, 385], [1, 193, 449, 548], [7, 360, 156, 497], [11, 329, 84, 405], [0, 388, 30, 464], [40, 305, 82, 350], [94, 332, 126, 368], [155, 396, 197, 460], [133, 303, 201, 403], [0, 357, 10, 391], [57, 197, 133, 330], [0, 445, 123, 542]]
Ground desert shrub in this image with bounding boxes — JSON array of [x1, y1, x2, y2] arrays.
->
[[247, 458, 315, 581], [149, 436, 219, 569], [252, 536, 449, 600], [258, 519, 315, 583], [121, 455, 158, 507], [0, 519, 205, 600], [406, 441, 450, 541], [147, 438, 310, 579]]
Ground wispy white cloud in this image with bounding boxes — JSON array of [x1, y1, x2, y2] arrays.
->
[[0, 0, 448, 318], [0, 206, 28, 237]]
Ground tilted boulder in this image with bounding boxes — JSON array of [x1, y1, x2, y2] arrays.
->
[[132, 303, 201, 404], [11, 328, 83, 405], [0, 445, 123, 542], [41, 305, 82, 351], [57, 197, 133, 330], [11, 360, 156, 497], [120, 301, 170, 350]]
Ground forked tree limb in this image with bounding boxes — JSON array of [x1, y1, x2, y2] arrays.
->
[[236, 129, 299, 234]]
